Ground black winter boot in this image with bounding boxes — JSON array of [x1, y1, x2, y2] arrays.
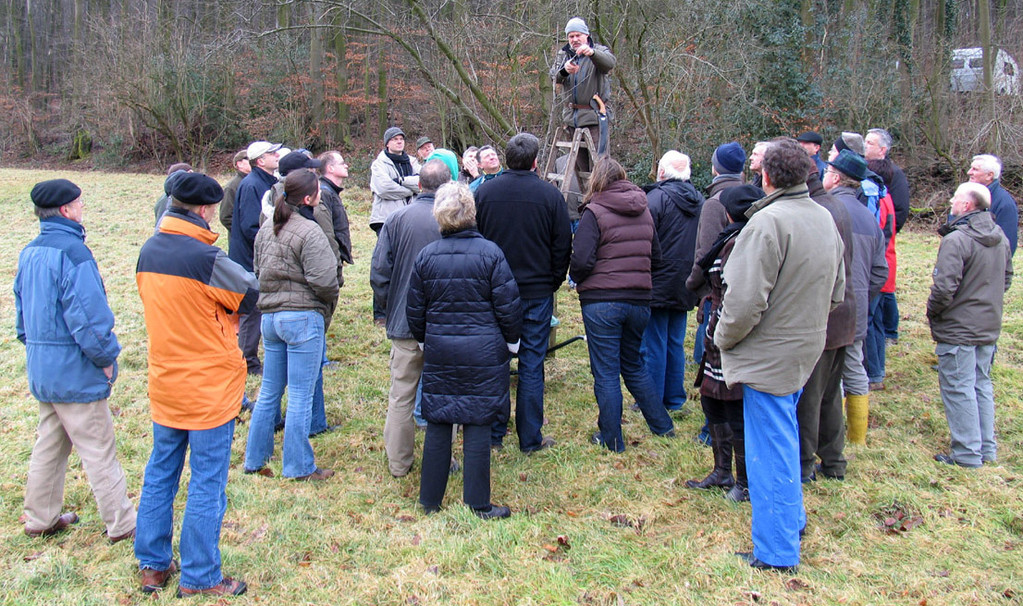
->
[[725, 431, 749, 502], [685, 424, 735, 489]]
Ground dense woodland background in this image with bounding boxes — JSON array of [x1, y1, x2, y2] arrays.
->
[[1, 0, 1022, 206]]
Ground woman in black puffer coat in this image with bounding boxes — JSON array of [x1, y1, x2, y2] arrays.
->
[[406, 182, 522, 519]]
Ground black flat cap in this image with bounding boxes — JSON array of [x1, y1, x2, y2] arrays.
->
[[31, 179, 81, 208], [172, 173, 224, 206], [796, 131, 823, 145]]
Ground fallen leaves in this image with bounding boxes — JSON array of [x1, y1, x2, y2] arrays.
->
[[607, 513, 646, 534], [542, 534, 571, 561], [875, 501, 923, 534]]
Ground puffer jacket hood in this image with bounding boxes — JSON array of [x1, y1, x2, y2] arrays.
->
[[587, 180, 647, 217]]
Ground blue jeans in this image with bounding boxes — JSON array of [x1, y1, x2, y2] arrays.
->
[[880, 292, 899, 340], [864, 295, 886, 383], [693, 298, 711, 367], [641, 308, 687, 409], [744, 385, 804, 568], [413, 380, 427, 427], [493, 296, 552, 451], [135, 419, 234, 591], [244, 311, 325, 477], [582, 301, 674, 452], [308, 339, 328, 434]]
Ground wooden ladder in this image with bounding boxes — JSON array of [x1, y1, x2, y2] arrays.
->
[[542, 126, 597, 203]]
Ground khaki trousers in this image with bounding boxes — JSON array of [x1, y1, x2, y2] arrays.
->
[[24, 399, 137, 537], [383, 339, 423, 477]]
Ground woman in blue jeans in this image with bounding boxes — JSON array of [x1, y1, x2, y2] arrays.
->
[[244, 169, 339, 481], [569, 158, 675, 452]]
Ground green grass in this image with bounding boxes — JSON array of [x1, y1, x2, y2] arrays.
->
[[0, 168, 1020, 605]]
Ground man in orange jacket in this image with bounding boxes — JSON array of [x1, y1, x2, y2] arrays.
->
[[135, 173, 258, 597]]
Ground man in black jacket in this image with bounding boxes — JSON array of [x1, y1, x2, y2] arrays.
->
[[641, 151, 703, 413], [475, 133, 573, 453]]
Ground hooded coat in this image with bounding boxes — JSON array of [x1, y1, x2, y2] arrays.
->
[[927, 210, 1013, 344], [645, 179, 704, 310], [406, 230, 522, 426]]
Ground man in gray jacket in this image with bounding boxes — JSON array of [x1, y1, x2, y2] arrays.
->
[[370, 160, 450, 477], [715, 138, 845, 572], [928, 182, 1012, 468]]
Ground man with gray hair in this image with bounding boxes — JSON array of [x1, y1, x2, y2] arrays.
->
[[641, 151, 703, 416], [371, 159, 451, 477], [968, 154, 1018, 256], [865, 128, 911, 231], [550, 17, 616, 175], [929, 182, 1013, 467]]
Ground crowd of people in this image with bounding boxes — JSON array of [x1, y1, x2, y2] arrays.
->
[[12, 16, 1017, 597]]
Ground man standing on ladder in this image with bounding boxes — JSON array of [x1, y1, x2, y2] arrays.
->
[[550, 17, 616, 176]]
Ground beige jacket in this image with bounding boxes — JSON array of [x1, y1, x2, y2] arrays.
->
[[714, 185, 845, 395]]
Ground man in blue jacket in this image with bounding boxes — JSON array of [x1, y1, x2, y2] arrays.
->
[[229, 140, 281, 375], [14, 179, 136, 542], [968, 154, 1018, 257]]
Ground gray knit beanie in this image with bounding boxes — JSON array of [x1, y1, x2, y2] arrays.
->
[[383, 126, 405, 146], [565, 17, 589, 35]]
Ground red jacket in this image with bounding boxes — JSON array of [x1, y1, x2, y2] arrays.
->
[[879, 192, 897, 293]]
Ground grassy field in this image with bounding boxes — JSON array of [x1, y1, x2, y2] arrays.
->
[[0, 168, 1020, 606]]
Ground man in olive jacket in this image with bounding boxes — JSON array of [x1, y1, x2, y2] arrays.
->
[[928, 182, 1013, 468], [549, 17, 615, 174], [715, 139, 845, 572]]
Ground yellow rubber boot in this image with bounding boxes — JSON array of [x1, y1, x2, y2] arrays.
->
[[846, 394, 869, 445]]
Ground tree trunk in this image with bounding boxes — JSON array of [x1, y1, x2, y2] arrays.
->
[[309, 4, 325, 148], [332, 12, 350, 146]]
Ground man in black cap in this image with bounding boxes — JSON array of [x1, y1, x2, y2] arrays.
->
[[15, 179, 137, 543], [822, 150, 888, 447], [796, 131, 826, 180], [135, 172, 257, 597]]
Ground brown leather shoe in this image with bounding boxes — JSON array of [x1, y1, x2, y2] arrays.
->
[[24, 512, 79, 538], [140, 560, 178, 594], [294, 468, 334, 481], [243, 467, 274, 477], [108, 527, 135, 544], [177, 577, 247, 597]]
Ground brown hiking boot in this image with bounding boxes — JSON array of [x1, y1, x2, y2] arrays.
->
[[177, 577, 247, 597], [294, 468, 334, 481], [140, 560, 178, 593], [24, 512, 79, 538]]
